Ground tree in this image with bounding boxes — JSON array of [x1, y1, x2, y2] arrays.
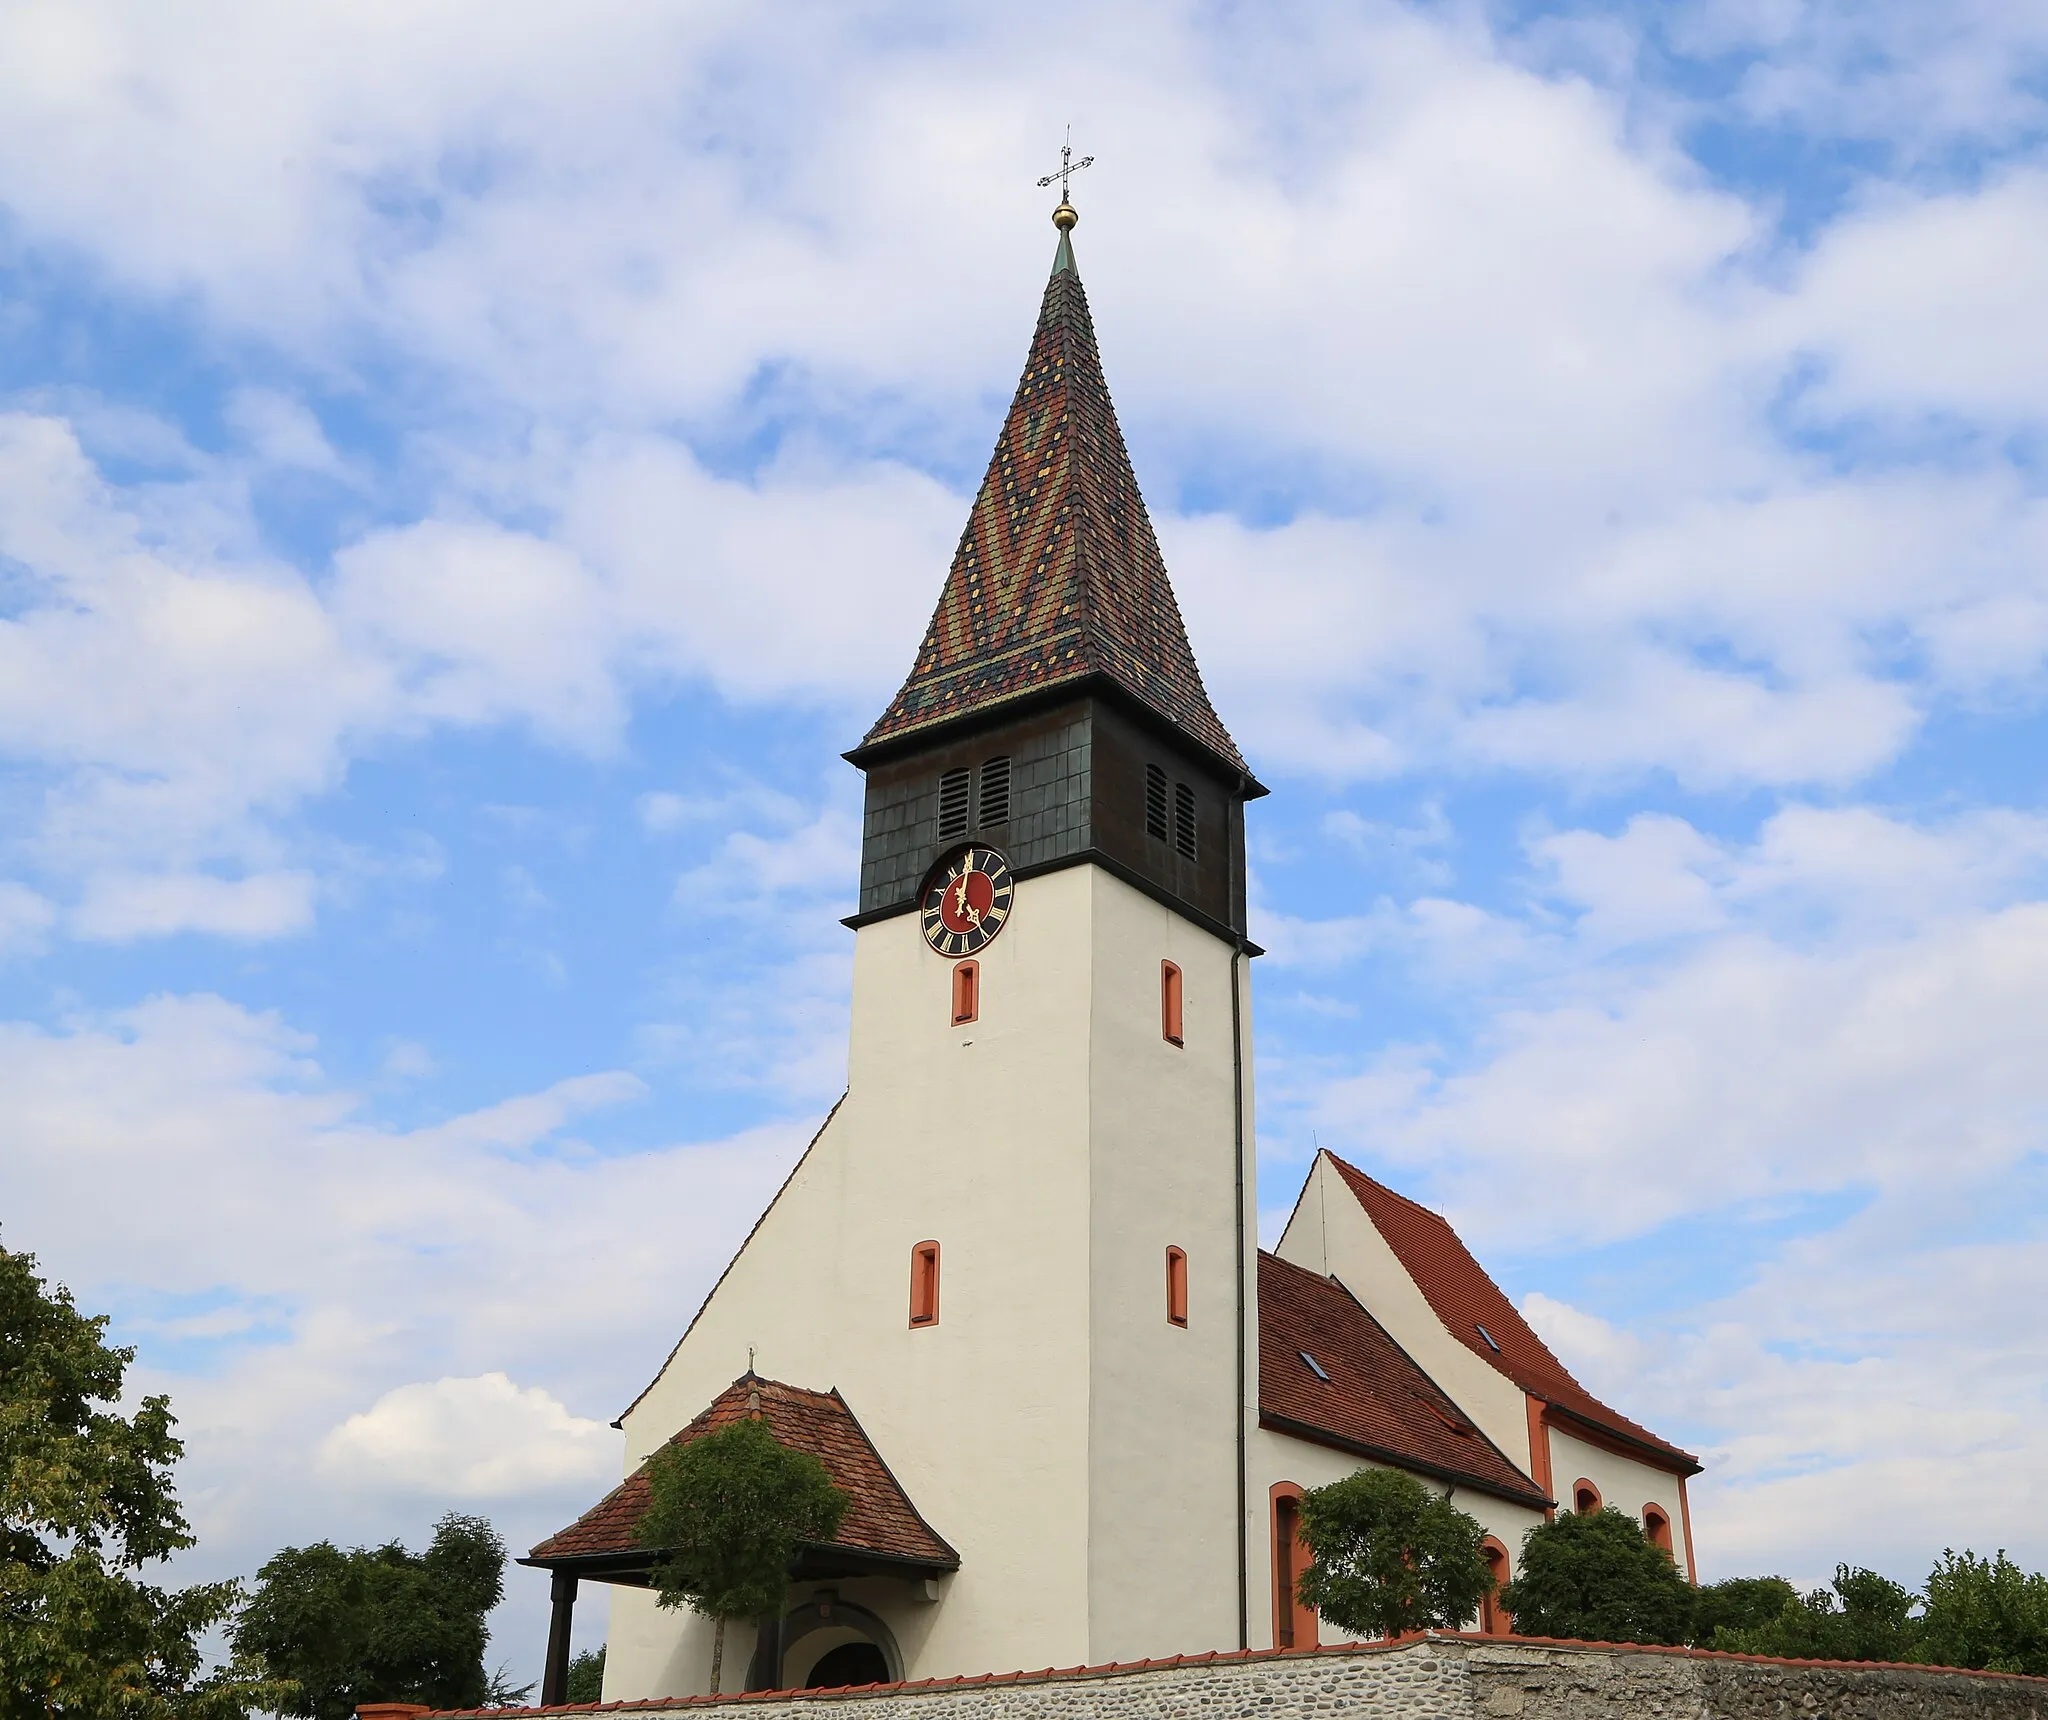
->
[[564, 1646, 605, 1703], [232, 1514, 511, 1720], [637, 1417, 848, 1694], [1707, 1566, 1918, 1662], [0, 1246, 290, 1720], [1689, 1575, 1799, 1647], [1498, 1507, 1693, 1646], [1292, 1469, 1492, 1639], [1917, 1549, 2048, 1675]]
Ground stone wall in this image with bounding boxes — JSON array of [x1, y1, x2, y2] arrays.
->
[[404, 1636, 2046, 1720]]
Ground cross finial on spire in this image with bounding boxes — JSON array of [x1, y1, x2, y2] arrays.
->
[[1036, 126, 1093, 230]]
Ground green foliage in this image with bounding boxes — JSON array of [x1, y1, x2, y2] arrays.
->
[[1916, 1549, 2048, 1675], [1292, 1468, 1492, 1639], [0, 1246, 290, 1720], [637, 1418, 848, 1626], [1499, 1507, 1693, 1647], [1709, 1565, 1919, 1663], [564, 1646, 605, 1704], [231, 1514, 509, 1720], [1689, 1575, 1799, 1646], [637, 1415, 848, 1693]]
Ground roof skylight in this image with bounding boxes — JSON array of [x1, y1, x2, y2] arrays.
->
[[1475, 1323, 1502, 1353], [1298, 1350, 1331, 1382]]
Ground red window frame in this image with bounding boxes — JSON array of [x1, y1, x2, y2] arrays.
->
[[909, 1241, 941, 1327]]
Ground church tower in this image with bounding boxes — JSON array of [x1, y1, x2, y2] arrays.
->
[[587, 202, 1266, 1695]]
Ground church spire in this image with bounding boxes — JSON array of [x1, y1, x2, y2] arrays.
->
[[859, 208, 1247, 776]]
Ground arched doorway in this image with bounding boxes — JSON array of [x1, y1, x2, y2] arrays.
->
[[777, 1597, 903, 1691], [805, 1643, 890, 1689]]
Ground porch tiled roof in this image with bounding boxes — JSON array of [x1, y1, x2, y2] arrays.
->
[[530, 1375, 956, 1571]]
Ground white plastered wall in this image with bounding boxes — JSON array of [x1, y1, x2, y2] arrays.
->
[[1084, 868, 1250, 1664], [1545, 1424, 1693, 1582], [607, 864, 1255, 1697], [1274, 1156, 1531, 1474], [1247, 1426, 1545, 1647]]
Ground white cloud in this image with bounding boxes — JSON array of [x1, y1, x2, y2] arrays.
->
[[0, 989, 816, 1576], [224, 387, 346, 475], [0, 883, 57, 958], [1303, 803, 2048, 1248], [72, 870, 317, 940], [318, 1374, 615, 1498]]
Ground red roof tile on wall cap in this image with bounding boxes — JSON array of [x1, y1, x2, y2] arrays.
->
[[859, 232, 1248, 779], [529, 1374, 956, 1571], [1319, 1153, 1699, 1474], [403, 1631, 2048, 1715], [1257, 1250, 1548, 1508]]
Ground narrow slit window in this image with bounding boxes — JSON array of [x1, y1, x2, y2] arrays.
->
[[1174, 782, 1197, 858], [1161, 960, 1184, 1046], [1145, 764, 1169, 840], [978, 756, 1011, 827], [951, 960, 979, 1026], [937, 768, 970, 840], [1165, 1246, 1188, 1327], [909, 1241, 941, 1327]]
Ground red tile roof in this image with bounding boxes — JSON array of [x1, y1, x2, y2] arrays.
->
[[1321, 1154, 1699, 1475], [860, 230, 1246, 775], [1257, 1250, 1547, 1507], [529, 1376, 956, 1571]]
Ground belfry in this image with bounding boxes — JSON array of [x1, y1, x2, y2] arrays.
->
[[524, 201, 1701, 1702]]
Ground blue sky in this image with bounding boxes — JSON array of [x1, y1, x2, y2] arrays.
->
[[5, 0, 2048, 1684]]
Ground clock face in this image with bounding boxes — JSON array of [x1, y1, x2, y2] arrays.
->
[[920, 846, 1015, 957]]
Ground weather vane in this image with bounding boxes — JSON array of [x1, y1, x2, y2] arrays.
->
[[1036, 126, 1094, 215]]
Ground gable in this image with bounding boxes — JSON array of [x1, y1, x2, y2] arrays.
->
[[1256, 1250, 1546, 1507], [1321, 1153, 1698, 1476]]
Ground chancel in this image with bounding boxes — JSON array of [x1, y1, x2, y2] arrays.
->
[[522, 179, 1700, 1704]]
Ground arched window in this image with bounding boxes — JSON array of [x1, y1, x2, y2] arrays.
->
[[1479, 1537, 1512, 1635], [908, 1242, 940, 1327], [1269, 1484, 1319, 1650], [1643, 1505, 1673, 1555], [1161, 960, 1184, 1046], [1573, 1479, 1602, 1515], [1165, 1246, 1188, 1327], [951, 960, 979, 1026]]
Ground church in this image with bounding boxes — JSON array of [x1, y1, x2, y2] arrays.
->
[[521, 198, 1700, 1704]]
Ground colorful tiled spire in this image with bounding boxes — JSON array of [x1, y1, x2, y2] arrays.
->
[[862, 214, 1246, 774]]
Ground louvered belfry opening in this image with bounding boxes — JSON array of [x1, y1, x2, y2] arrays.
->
[[937, 767, 971, 840], [1174, 781, 1197, 859], [1145, 763, 1169, 840], [977, 755, 1011, 828]]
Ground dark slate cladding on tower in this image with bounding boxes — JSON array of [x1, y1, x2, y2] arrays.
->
[[845, 212, 1262, 945], [855, 693, 1247, 939]]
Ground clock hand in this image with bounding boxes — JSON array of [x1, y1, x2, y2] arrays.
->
[[950, 875, 982, 927]]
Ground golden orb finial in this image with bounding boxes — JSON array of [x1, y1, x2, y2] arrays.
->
[[1052, 201, 1078, 231]]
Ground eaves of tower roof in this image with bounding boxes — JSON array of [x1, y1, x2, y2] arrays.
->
[[1258, 1250, 1549, 1509], [857, 231, 1248, 780], [1321, 1153, 1700, 1476], [527, 1374, 957, 1577]]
